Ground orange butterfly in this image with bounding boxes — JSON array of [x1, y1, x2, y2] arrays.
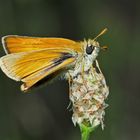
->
[[0, 28, 107, 91]]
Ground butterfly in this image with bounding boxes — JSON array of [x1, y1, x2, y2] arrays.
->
[[0, 28, 107, 92]]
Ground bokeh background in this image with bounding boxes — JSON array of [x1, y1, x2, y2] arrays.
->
[[0, 0, 139, 140]]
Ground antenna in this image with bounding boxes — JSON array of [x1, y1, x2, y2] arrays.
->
[[93, 28, 108, 41]]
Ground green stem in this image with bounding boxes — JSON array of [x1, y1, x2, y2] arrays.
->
[[79, 124, 97, 140]]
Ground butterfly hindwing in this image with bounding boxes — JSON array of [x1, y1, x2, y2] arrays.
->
[[0, 49, 76, 91]]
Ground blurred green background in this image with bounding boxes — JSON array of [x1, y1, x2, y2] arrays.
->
[[0, 0, 139, 140]]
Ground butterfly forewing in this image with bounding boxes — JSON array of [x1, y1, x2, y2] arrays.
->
[[2, 36, 82, 54]]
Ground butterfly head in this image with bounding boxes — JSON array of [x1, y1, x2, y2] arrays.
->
[[84, 40, 100, 59], [84, 28, 108, 60]]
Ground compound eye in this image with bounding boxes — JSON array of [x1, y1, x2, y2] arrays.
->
[[86, 45, 95, 54]]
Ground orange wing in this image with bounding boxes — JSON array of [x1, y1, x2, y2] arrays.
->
[[0, 49, 76, 91], [2, 36, 82, 54]]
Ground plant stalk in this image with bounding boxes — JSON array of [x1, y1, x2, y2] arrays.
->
[[80, 124, 97, 140]]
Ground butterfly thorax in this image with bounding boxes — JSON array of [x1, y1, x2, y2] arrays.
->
[[68, 40, 100, 76]]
